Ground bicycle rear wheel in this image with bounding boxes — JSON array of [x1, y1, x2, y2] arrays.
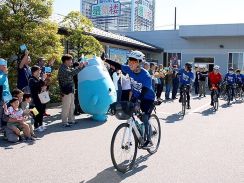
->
[[110, 123, 138, 173], [147, 114, 161, 154]]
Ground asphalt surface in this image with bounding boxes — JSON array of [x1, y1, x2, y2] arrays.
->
[[0, 93, 244, 183]]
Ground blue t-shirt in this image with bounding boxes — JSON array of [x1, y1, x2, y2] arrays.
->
[[17, 65, 31, 90], [0, 71, 12, 103], [225, 73, 236, 85], [179, 69, 194, 85], [121, 65, 155, 101], [236, 74, 244, 84]]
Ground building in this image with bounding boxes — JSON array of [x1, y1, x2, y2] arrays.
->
[[80, 0, 155, 32], [125, 24, 244, 72], [58, 27, 163, 63]]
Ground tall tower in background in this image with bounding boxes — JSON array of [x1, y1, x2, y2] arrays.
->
[[80, 0, 155, 32]]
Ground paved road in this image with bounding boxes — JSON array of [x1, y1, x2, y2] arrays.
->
[[0, 94, 244, 183]]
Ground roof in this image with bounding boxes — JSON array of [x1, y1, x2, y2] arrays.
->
[[179, 24, 244, 38], [58, 27, 163, 52], [90, 28, 163, 52]]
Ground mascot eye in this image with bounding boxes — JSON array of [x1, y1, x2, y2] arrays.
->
[[108, 88, 111, 92]]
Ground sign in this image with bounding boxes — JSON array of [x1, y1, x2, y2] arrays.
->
[[92, 0, 121, 18], [109, 48, 129, 64], [137, 3, 152, 21]]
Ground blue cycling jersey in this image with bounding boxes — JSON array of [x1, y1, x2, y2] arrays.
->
[[121, 65, 155, 101], [236, 74, 244, 84], [178, 69, 194, 85], [224, 73, 237, 85]]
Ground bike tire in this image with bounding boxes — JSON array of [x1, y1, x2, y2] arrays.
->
[[227, 88, 231, 105], [213, 92, 219, 111], [147, 114, 161, 155], [110, 123, 138, 173]]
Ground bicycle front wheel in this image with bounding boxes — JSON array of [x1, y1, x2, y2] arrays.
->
[[110, 123, 138, 173], [213, 92, 219, 111], [147, 114, 161, 154]]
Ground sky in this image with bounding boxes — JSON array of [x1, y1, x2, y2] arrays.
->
[[53, 0, 244, 30]]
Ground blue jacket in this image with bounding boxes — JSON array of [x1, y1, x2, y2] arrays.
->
[[224, 73, 236, 85], [0, 71, 12, 103], [236, 74, 244, 84], [179, 69, 194, 85]]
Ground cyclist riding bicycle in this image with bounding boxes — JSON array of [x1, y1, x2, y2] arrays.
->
[[178, 63, 194, 109], [102, 50, 155, 148], [235, 69, 244, 91], [208, 65, 222, 106], [224, 67, 237, 101]]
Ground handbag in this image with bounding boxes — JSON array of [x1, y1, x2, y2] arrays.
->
[[38, 91, 50, 104]]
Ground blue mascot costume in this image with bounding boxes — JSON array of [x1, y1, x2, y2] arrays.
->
[[78, 56, 117, 122]]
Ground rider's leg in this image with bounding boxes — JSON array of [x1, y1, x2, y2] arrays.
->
[[179, 85, 183, 102], [187, 87, 191, 109], [210, 90, 214, 105], [140, 100, 154, 146]]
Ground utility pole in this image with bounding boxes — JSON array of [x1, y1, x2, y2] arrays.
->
[[174, 7, 177, 30]]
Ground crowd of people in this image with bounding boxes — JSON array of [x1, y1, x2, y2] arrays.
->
[[0, 50, 87, 142], [0, 48, 244, 146]]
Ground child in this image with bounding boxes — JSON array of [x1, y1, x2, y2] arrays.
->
[[4, 97, 34, 141], [21, 94, 37, 138]]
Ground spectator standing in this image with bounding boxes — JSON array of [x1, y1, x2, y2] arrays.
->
[[0, 58, 12, 129], [29, 66, 47, 132], [112, 69, 122, 102], [121, 74, 131, 101], [198, 66, 208, 97], [164, 68, 173, 100], [17, 51, 31, 91], [73, 61, 84, 115], [172, 65, 180, 99], [58, 54, 86, 127], [194, 67, 200, 95]]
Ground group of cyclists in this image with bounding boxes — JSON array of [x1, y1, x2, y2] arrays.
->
[[103, 50, 244, 148]]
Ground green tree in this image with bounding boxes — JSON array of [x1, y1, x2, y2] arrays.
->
[[61, 11, 103, 59], [0, 0, 63, 91]]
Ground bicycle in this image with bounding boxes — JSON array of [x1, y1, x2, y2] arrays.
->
[[211, 84, 219, 111], [234, 83, 243, 101], [226, 84, 234, 105], [181, 84, 190, 116], [109, 101, 161, 173]]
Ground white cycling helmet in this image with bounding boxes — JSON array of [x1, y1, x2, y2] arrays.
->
[[127, 50, 145, 62], [213, 65, 220, 70]]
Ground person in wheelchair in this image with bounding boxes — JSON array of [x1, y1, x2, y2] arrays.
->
[[102, 50, 155, 148]]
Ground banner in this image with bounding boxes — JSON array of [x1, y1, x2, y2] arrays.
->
[[92, 0, 121, 18]]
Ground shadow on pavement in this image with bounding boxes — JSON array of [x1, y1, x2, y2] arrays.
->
[[0, 114, 105, 147], [84, 154, 150, 183], [163, 112, 183, 123], [194, 107, 216, 116], [220, 103, 233, 108], [36, 116, 106, 138]]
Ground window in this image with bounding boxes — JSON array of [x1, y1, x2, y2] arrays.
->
[[194, 57, 214, 64], [228, 53, 244, 71], [167, 53, 181, 67]]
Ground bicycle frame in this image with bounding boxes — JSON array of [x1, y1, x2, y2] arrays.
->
[[121, 117, 144, 147]]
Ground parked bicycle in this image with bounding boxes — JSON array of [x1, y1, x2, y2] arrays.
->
[[109, 101, 161, 173]]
